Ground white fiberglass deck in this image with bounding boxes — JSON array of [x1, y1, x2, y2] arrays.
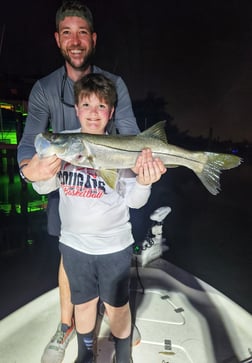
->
[[0, 260, 252, 363]]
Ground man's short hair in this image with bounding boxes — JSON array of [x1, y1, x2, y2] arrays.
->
[[56, 1, 94, 32]]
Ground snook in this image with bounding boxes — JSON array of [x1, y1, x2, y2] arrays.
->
[[34, 121, 242, 195]]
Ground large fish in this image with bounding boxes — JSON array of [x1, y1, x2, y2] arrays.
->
[[34, 121, 242, 195]]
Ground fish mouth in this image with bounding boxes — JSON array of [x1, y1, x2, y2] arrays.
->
[[34, 134, 58, 157]]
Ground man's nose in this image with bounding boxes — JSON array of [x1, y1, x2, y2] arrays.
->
[[71, 33, 81, 45]]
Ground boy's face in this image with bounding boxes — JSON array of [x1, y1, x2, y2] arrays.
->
[[75, 94, 114, 134]]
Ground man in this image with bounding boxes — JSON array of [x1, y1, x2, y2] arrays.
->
[[17, 2, 140, 363]]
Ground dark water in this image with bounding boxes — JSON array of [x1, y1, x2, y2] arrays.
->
[[0, 156, 251, 319]]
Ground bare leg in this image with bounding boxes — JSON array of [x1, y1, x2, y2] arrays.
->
[[104, 302, 131, 338], [59, 256, 74, 326], [75, 297, 99, 333], [74, 297, 99, 363]]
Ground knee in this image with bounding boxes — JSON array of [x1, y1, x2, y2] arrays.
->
[[75, 297, 99, 313], [104, 302, 131, 338], [105, 302, 131, 318]]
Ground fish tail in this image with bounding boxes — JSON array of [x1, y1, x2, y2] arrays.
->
[[195, 152, 242, 195]]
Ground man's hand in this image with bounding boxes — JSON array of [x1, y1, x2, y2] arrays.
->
[[132, 148, 167, 185], [20, 154, 62, 182]]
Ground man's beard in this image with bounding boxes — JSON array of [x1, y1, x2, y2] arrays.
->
[[61, 48, 95, 71]]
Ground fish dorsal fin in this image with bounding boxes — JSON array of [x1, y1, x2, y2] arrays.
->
[[139, 120, 168, 144]]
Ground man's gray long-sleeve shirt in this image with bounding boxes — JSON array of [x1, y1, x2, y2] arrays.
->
[[17, 65, 140, 235], [18, 65, 139, 163]]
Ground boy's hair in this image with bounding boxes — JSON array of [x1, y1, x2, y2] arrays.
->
[[56, 1, 94, 32], [74, 73, 117, 108]]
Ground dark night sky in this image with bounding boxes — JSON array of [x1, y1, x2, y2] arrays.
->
[[1, 0, 252, 141]]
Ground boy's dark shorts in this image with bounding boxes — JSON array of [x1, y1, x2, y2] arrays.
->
[[59, 243, 133, 307]]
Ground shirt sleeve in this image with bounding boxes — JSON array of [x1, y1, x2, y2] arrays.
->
[[112, 76, 140, 135], [17, 80, 51, 164], [117, 170, 152, 209], [125, 182, 152, 208], [32, 176, 60, 195]]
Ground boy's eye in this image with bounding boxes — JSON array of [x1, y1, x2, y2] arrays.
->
[[62, 30, 70, 36]]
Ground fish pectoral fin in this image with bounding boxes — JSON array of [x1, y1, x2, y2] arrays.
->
[[99, 169, 118, 189]]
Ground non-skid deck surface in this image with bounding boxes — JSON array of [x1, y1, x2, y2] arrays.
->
[[1, 261, 252, 363]]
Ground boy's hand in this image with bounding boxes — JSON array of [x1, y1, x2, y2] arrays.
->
[[132, 148, 167, 185]]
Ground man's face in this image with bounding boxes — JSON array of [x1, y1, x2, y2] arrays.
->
[[55, 16, 97, 71]]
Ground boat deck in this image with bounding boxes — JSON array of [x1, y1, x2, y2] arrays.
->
[[1, 259, 252, 363]]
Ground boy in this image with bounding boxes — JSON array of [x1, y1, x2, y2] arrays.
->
[[33, 73, 166, 363]]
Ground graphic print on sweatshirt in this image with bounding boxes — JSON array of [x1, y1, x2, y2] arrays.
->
[[58, 163, 106, 198]]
